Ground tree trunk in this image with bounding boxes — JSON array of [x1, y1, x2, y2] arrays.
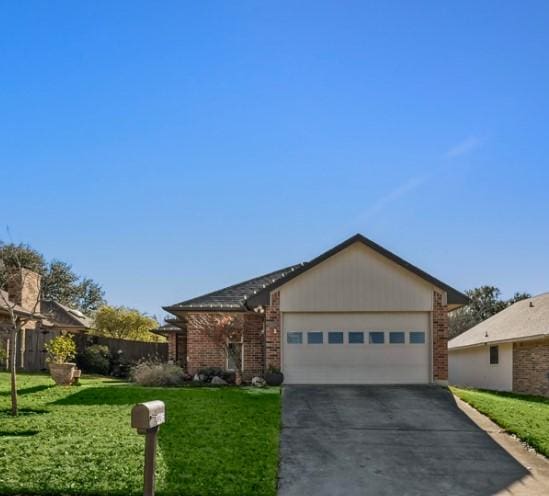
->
[[9, 326, 18, 416], [235, 368, 242, 386]]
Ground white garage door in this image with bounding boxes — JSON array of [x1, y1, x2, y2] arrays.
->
[[282, 313, 430, 384]]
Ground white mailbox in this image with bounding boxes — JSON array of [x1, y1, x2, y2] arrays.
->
[[131, 400, 165, 433]]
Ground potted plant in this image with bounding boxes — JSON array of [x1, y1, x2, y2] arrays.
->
[[45, 334, 77, 386], [265, 366, 284, 386]]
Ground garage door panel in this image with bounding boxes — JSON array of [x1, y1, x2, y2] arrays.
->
[[282, 313, 430, 385]]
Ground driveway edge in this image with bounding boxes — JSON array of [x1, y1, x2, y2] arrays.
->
[[453, 394, 549, 495]]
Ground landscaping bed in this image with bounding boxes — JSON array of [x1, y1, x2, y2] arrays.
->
[[451, 387, 549, 457], [0, 372, 280, 495]]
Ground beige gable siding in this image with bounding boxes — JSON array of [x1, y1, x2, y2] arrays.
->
[[279, 242, 434, 312]]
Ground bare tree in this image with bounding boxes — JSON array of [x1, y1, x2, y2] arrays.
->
[[0, 243, 43, 416], [191, 314, 245, 385]]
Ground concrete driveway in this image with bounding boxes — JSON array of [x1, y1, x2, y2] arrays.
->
[[278, 386, 528, 496]]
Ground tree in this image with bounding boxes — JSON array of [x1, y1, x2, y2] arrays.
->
[[93, 305, 162, 342], [449, 286, 531, 338], [191, 314, 245, 385], [0, 243, 105, 314], [0, 247, 43, 416]]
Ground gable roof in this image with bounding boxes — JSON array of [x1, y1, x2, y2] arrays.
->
[[164, 264, 303, 312], [164, 234, 468, 314], [449, 293, 549, 350], [40, 300, 94, 329], [246, 234, 468, 308]]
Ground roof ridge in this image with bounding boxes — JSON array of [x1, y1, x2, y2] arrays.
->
[[247, 233, 468, 308]]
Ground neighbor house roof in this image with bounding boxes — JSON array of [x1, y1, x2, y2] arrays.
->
[[246, 234, 468, 308], [153, 321, 186, 335], [165, 234, 468, 314], [40, 300, 94, 329], [0, 290, 93, 330], [0, 289, 31, 316], [164, 264, 303, 312], [449, 293, 549, 350]]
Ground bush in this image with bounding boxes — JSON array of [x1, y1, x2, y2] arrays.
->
[[45, 334, 76, 364], [77, 345, 111, 375], [197, 367, 235, 384], [130, 359, 185, 386]]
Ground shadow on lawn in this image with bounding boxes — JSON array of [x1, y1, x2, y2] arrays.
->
[[0, 384, 53, 396], [52, 385, 160, 406], [0, 407, 49, 417], [0, 429, 39, 437]]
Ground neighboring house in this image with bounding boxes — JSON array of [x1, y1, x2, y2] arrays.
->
[[449, 293, 549, 396], [163, 234, 468, 384], [0, 268, 93, 368]]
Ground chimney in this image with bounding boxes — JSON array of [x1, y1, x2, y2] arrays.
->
[[7, 268, 41, 314]]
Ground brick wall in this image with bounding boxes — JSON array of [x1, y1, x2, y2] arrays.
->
[[242, 312, 265, 378], [265, 291, 281, 370], [167, 333, 177, 361], [176, 333, 187, 368], [432, 291, 449, 382], [513, 339, 549, 396], [184, 311, 265, 380], [7, 268, 41, 314]]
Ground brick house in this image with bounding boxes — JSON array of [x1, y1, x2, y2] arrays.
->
[[1, 268, 93, 368], [449, 293, 549, 396], [162, 234, 468, 384]]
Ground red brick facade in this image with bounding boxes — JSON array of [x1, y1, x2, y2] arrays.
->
[[172, 311, 265, 381], [432, 291, 449, 382], [513, 339, 549, 396], [167, 333, 177, 361], [265, 291, 281, 370]]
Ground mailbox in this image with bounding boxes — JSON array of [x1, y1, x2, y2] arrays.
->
[[131, 400, 165, 433]]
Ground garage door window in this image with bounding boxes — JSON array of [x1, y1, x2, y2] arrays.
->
[[369, 332, 385, 344], [307, 332, 323, 344], [348, 331, 364, 344], [287, 332, 303, 344], [389, 332, 405, 344], [328, 331, 344, 344], [409, 331, 425, 344]]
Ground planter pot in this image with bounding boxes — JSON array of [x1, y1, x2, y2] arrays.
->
[[265, 371, 284, 386], [49, 363, 76, 386]]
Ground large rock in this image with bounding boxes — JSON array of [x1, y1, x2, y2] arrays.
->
[[193, 373, 202, 382], [251, 376, 267, 388], [211, 376, 228, 385]]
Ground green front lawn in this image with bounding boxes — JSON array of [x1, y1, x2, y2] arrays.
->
[[452, 387, 549, 457], [0, 373, 280, 496]]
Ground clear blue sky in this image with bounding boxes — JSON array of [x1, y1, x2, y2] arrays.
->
[[2, 1, 548, 317]]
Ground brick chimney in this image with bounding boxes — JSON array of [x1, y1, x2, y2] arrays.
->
[[7, 268, 41, 314]]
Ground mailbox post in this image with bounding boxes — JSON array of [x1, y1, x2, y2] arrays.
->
[[131, 400, 165, 496]]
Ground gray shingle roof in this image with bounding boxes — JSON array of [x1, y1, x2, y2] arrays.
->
[[40, 300, 94, 329], [449, 293, 549, 350], [164, 264, 304, 312]]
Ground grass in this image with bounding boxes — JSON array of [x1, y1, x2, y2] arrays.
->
[[0, 373, 281, 496], [451, 386, 549, 457]]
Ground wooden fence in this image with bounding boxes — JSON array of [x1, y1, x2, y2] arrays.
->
[[19, 328, 168, 372]]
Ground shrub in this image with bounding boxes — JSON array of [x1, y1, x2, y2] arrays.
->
[[198, 367, 235, 384], [130, 359, 185, 386], [45, 334, 76, 364], [78, 345, 111, 375]]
